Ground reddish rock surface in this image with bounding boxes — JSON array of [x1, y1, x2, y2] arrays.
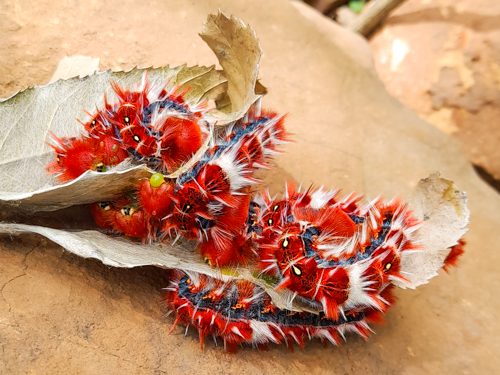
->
[[1, 0, 499, 374], [369, 0, 500, 184]]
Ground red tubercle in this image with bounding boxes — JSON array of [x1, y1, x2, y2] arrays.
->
[[200, 231, 252, 267], [237, 133, 265, 167], [371, 246, 405, 283], [120, 125, 158, 157], [110, 81, 150, 110], [80, 110, 113, 138], [199, 195, 253, 267], [138, 178, 173, 220], [294, 206, 357, 256], [90, 197, 150, 240], [260, 111, 288, 140], [113, 211, 149, 240], [112, 201, 149, 240], [316, 267, 350, 320], [364, 285, 397, 324], [160, 117, 204, 172], [215, 193, 251, 233], [95, 134, 129, 166], [274, 257, 320, 296], [112, 103, 142, 129], [47, 135, 102, 182], [198, 164, 232, 199]]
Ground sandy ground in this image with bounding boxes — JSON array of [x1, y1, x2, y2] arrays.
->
[[1, 0, 499, 374]]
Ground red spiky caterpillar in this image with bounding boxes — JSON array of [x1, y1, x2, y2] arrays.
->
[[48, 76, 208, 182], [250, 186, 420, 320], [167, 270, 388, 352], [163, 112, 287, 266]]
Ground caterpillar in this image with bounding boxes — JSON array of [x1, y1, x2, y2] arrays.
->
[[166, 270, 382, 352], [251, 186, 419, 319], [47, 76, 465, 351], [165, 113, 287, 266], [48, 77, 209, 182]]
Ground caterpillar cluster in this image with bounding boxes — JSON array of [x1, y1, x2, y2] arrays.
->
[[47, 77, 465, 351]]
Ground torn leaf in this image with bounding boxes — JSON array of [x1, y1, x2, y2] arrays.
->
[[396, 173, 470, 289], [200, 13, 262, 124], [0, 174, 468, 309], [0, 223, 313, 313]]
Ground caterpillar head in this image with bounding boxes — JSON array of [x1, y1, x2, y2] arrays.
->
[[48, 136, 108, 182], [113, 203, 149, 240], [90, 201, 116, 230]]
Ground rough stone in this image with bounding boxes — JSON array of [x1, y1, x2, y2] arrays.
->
[[1, 0, 499, 373]]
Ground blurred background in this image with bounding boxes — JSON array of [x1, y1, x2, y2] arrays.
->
[[303, 0, 500, 192]]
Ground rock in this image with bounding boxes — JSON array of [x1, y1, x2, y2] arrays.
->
[[1, 0, 499, 373], [369, 0, 500, 183]]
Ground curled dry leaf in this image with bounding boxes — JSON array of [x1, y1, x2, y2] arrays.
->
[[0, 12, 262, 211], [0, 223, 310, 312], [396, 173, 470, 289], [0, 174, 468, 312], [200, 13, 262, 124]]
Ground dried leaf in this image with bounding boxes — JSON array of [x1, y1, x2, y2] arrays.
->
[[396, 173, 470, 289], [0, 223, 313, 313], [200, 13, 262, 124], [0, 173, 468, 310], [0, 13, 262, 211], [48, 55, 100, 83], [0, 162, 151, 211]]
